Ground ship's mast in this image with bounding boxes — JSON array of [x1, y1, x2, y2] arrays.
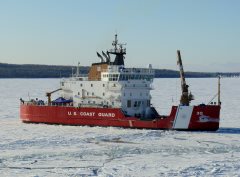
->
[[108, 34, 126, 65], [76, 62, 80, 77], [177, 50, 194, 106], [112, 34, 118, 51], [218, 76, 221, 105]]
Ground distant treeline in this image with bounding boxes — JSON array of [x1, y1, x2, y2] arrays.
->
[[0, 63, 89, 78], [0, 63, 239, 78]]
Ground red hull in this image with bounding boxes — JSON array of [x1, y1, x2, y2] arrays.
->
[[20, 104, 220, 131]]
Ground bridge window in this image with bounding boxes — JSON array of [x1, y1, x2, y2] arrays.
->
[[134, 101, 137, 107], [134, 101, 141, 107], [108, 74, 119, 81], [138, 101, 141, 107], [147, 100, 150, 106], [127, 100, 131, 107]]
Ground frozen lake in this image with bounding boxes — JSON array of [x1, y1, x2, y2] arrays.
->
[[0, 78, 240, 176]]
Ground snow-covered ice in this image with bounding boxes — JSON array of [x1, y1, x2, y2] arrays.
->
[[0, 78, 240, 176]]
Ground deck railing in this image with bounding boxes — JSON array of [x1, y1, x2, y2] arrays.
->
[[101, 67, 154, 75], [21, 101, 118, 108]]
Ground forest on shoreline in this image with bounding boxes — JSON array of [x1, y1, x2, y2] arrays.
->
[[0, 63, 239, 78]]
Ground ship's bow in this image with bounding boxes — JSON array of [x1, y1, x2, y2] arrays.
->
[[172, 105, 220, 131]]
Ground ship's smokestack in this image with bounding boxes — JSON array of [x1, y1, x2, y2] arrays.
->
[[96, 52, 104, 62], [102, 51, 110, 63]]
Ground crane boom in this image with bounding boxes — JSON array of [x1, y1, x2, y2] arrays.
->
[[177, 50, 187, 92], [177, 50, 194, 106], [46, 88, 62, 104]]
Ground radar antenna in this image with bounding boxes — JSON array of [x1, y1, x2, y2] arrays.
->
[[112, 34, 118, 50], [108, 34, 126, 65]]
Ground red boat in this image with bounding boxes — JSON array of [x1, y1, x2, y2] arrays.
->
[[20, 35, 221, 131]]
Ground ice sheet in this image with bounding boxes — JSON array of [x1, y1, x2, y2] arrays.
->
[[0, 78, 239, 176]]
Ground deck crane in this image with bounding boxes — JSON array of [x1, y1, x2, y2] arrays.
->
[[46, 88, 62, 104], [177, 50, 194, 106]]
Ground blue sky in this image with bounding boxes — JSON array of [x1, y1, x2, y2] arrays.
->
[[0, 0, 240, 72]]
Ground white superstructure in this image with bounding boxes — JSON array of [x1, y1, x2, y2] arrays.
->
[[59, 35, 155, 117]]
